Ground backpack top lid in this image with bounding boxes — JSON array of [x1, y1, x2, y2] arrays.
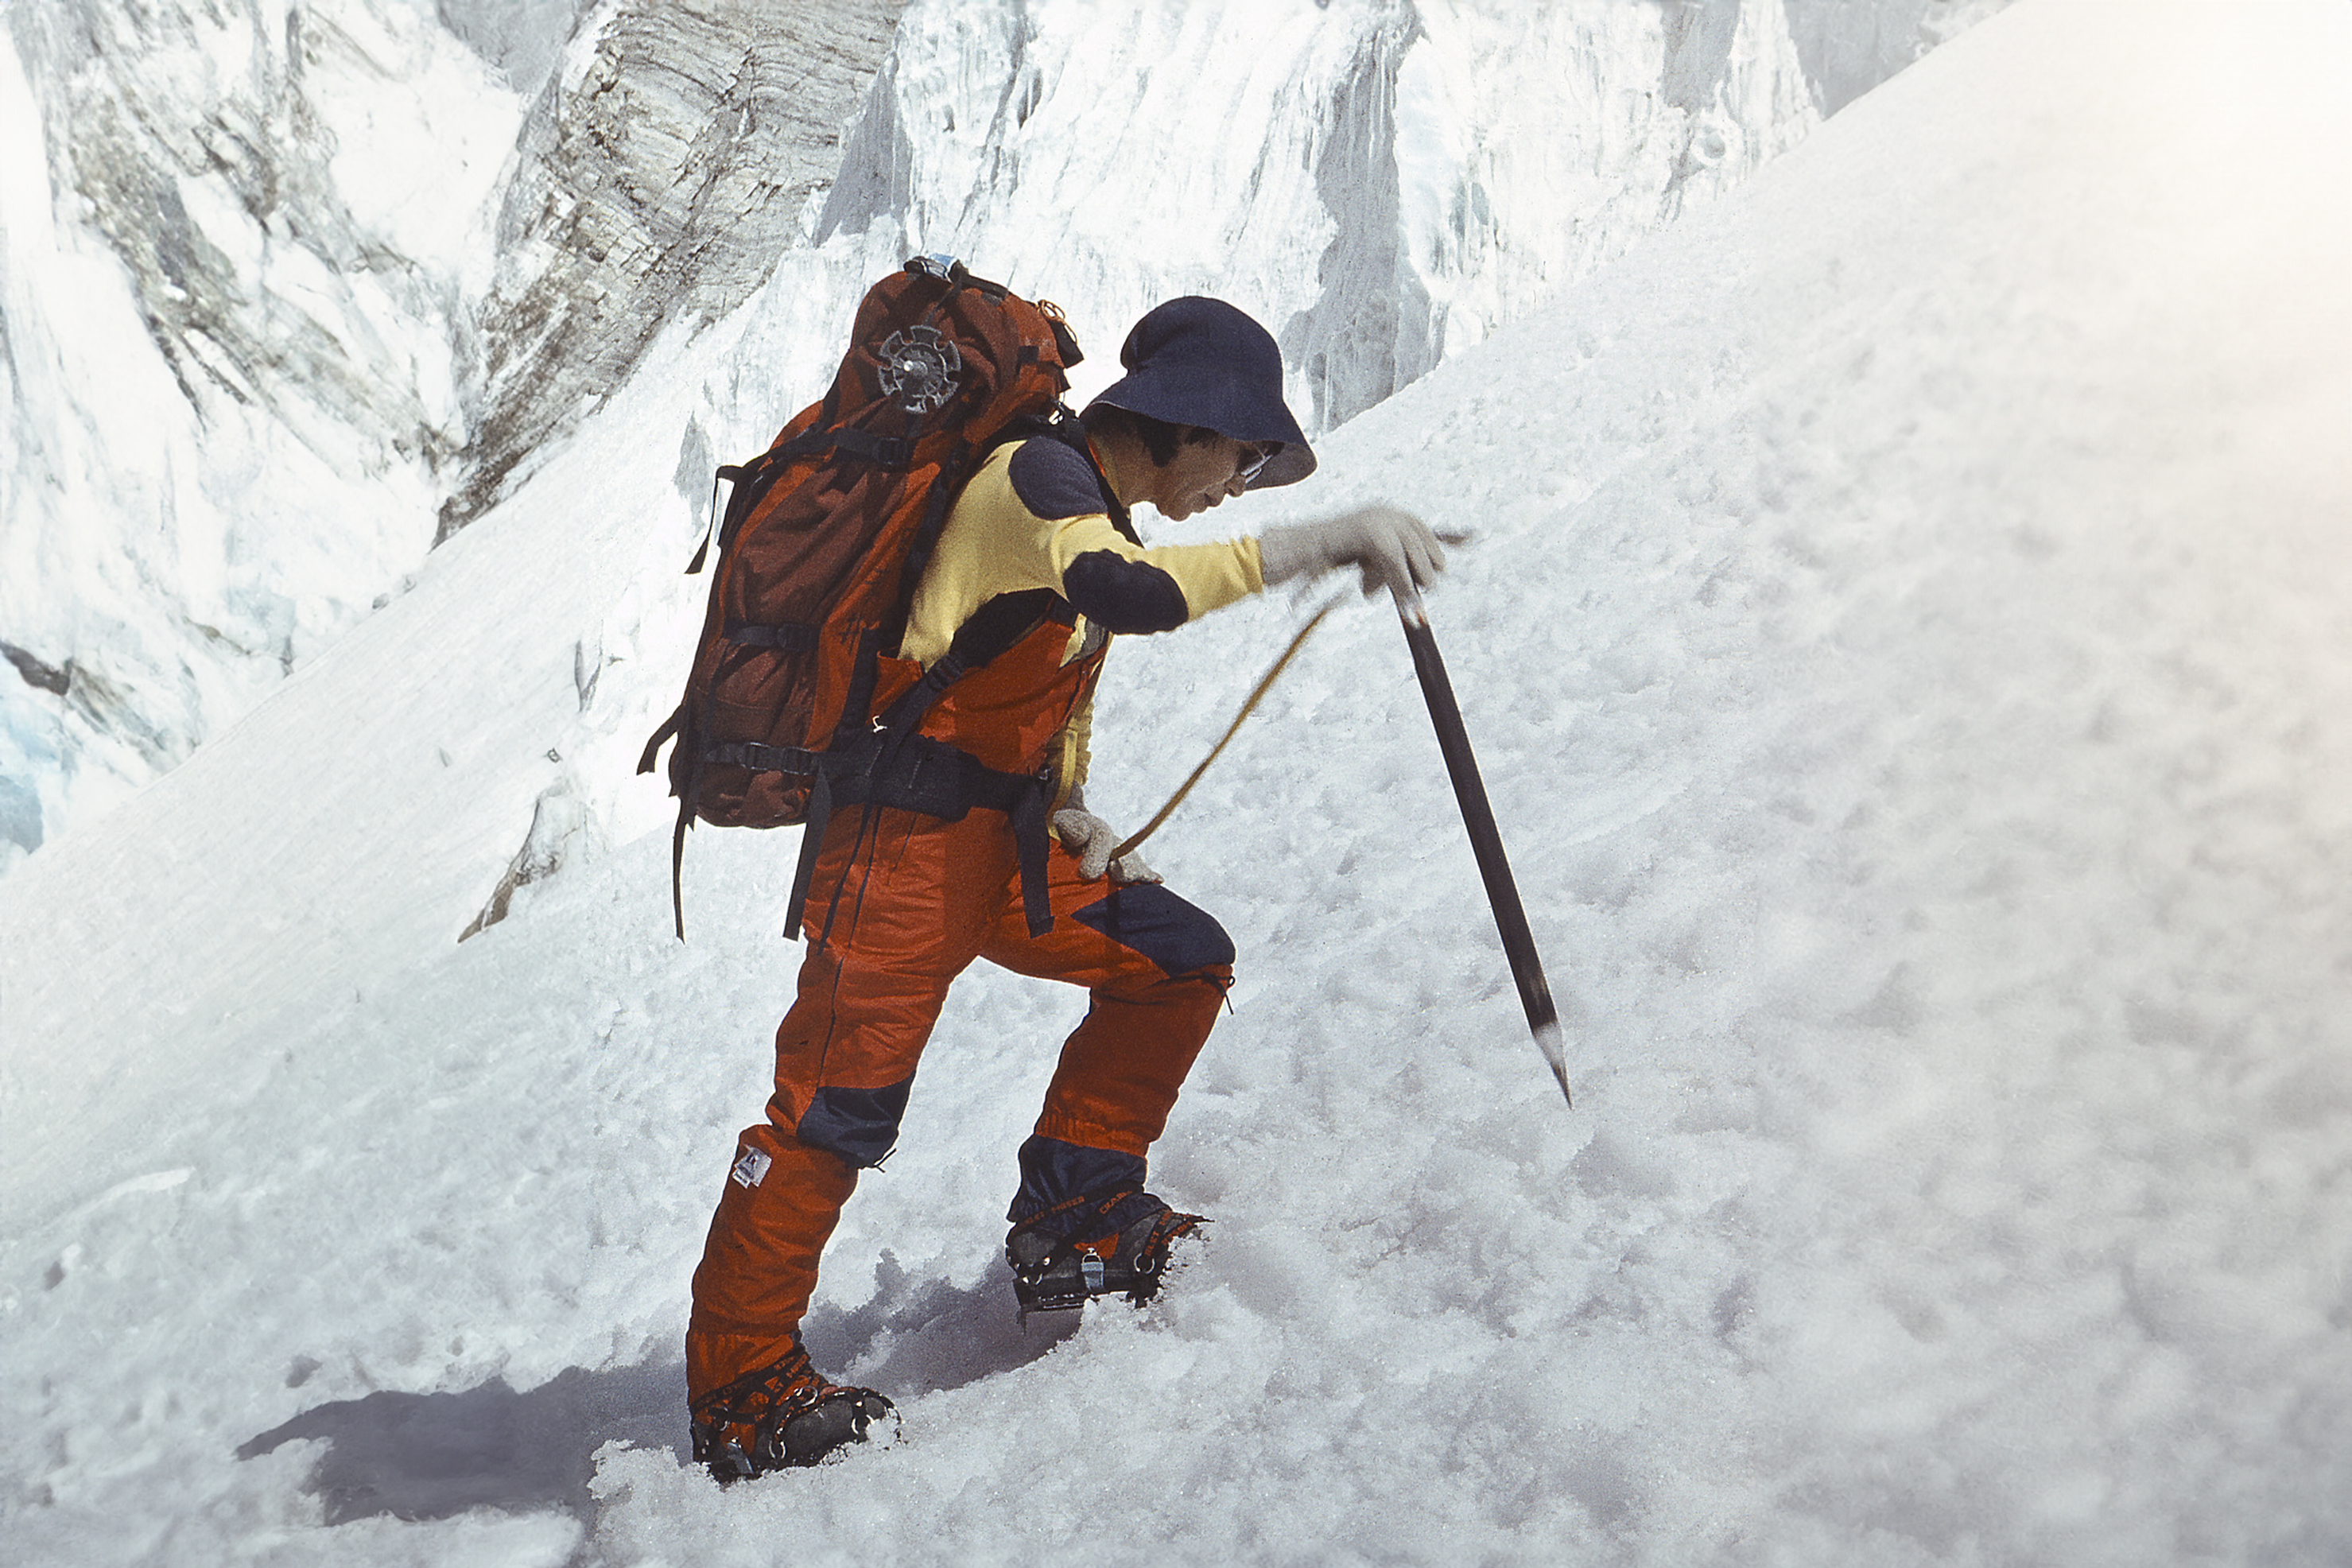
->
[[1085, 297, 1315, 490]]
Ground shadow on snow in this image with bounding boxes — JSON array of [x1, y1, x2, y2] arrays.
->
[[236, 1359, 689, 1525], [235, 1259, 1081, 1525]]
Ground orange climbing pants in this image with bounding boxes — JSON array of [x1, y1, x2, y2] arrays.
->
[[686, 802, 1232, 1401]]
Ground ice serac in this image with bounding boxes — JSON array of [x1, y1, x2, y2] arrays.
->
[[6, 0, 493, 464], [813, 0, 1825, 435], [0, 0, 898, 875], [1780, 0, 2019, 114], [444, 0, 909, 538], [1357, 0, 1824, 425], [436, 0, 593, 101], [0, 0, 522, 871]]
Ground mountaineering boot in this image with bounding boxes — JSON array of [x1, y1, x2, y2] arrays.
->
[[1005, 1186, 1205, 1315], [688, 1338, 897, 1482]]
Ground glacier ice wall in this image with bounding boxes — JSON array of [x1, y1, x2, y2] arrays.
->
[[809, 0, 1820, 436], [434, 0, 596, 101], [0, 0, 896, 874], [445, 0, 908, 538], [2, 0, 520, 867], [1783, 0, 2020, 113]]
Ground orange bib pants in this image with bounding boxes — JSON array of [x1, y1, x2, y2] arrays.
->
[[685, 618, 1232, 1401]]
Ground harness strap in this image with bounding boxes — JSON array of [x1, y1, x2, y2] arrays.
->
[[781, 766, 834, 942], [865, 588, 1053, 749], [779, 734, 1056, 944], [828, 427, 915, 469], [708, 740, 823, 775], [638, 706, 682, 777], [1011, 770, 1054, 938], [670, 799, 691, 941]]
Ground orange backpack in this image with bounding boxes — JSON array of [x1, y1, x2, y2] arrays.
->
[[640, 256, 1088, 937]]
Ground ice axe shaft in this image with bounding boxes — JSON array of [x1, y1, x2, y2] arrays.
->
[[1394, 586, 1572, 1106]]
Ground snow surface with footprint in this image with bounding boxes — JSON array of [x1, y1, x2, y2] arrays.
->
[[4, 2, 2349, 1563]]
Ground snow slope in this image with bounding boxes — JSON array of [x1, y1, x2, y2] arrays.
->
[[5, 0, 2350, 1562]]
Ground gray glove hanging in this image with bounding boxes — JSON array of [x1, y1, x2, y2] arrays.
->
[[1050, 786, 1162, 885]]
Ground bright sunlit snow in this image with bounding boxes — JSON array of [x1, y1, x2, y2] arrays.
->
[[4, 2, 2349, 1564]]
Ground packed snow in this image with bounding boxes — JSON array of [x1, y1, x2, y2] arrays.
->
[[4, 1, 2350, 1564]]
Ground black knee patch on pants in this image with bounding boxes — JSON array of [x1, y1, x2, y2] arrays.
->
[[1071, 883, 1235, 978], [796, 1081, 914, 1168]]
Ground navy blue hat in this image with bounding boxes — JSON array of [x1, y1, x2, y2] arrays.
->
[[1085, 297, 1316, 489]]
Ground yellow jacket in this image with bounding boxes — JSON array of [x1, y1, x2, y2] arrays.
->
[[900, 435, 1263, 797]]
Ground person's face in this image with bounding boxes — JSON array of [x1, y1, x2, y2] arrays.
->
[[1149, 436, 1272, 522]]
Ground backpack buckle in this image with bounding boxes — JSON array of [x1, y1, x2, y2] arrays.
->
[[906, 253, 962, 281], [830, 429, 914, 468]]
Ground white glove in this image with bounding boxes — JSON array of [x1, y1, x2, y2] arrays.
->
[[1050, 790, 1161, 884], [1259, 504, 1447, 597]]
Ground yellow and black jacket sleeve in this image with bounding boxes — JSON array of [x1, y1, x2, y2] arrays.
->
[[899, 437, 1266, 799]]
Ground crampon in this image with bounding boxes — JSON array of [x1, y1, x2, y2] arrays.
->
[[689, 1340, 897, 1482], [1005, 1186, 1205, 1318]]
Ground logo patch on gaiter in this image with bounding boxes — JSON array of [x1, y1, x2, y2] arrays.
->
[[729, 1144, 774, 1189]]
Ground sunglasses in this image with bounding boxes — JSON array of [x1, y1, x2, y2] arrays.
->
[[1235, 442, 1279, 487]]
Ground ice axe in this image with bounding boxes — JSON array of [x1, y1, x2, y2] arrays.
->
[[1105, 573, 1570, 1105], [1392, 583, 1572, 1107]]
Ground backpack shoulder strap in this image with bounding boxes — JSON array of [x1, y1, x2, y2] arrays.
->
[[871, 587, 1062, 736]]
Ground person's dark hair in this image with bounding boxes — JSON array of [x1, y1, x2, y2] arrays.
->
[[1081, 402, 1220, 468]]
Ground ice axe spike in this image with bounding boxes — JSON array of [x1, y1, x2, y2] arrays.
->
[[1393, 584, 1571, 1107]]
